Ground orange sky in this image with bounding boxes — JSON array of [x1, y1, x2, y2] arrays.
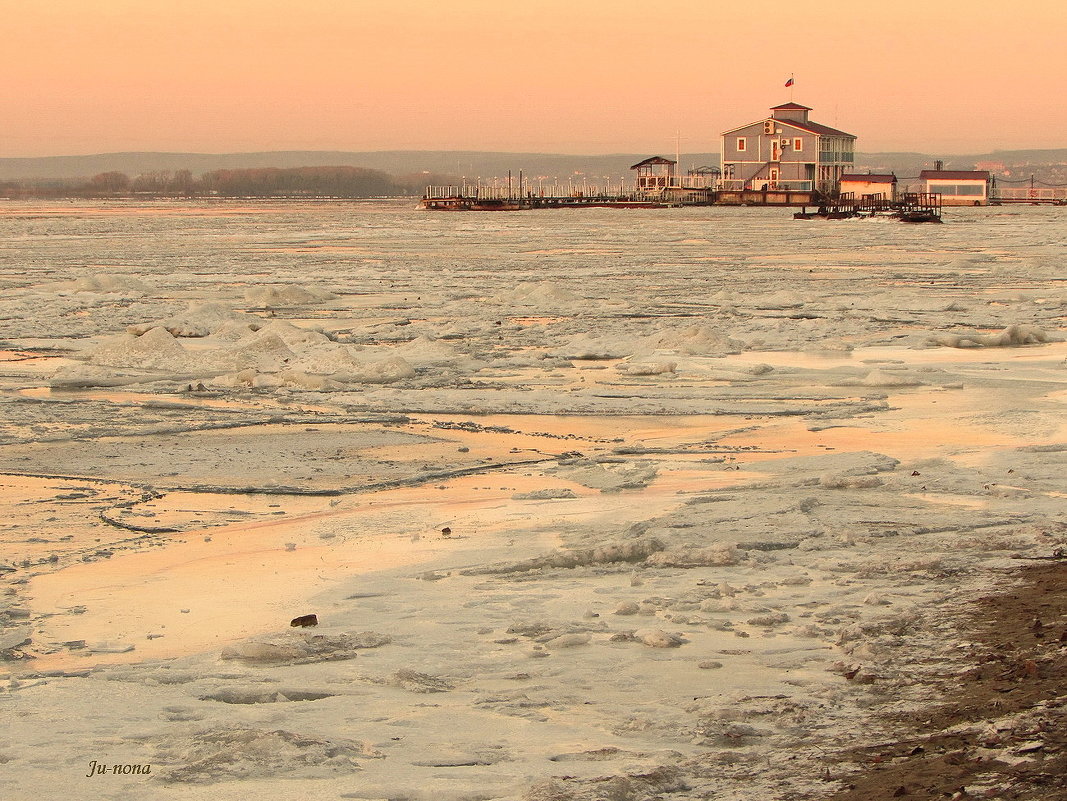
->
[[3, 0, 1065, 157]]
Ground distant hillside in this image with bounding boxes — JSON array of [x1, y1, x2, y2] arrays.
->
[[3, 148, 1065, 186], [854, 150, 1067, 177], [0, 151, 719, 183]]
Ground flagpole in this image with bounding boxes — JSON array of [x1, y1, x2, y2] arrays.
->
[[789, 74, 794, 102]]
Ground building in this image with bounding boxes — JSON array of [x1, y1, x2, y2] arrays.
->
[[630, 156, 676, 190], [839, 173, 897, 201], [720, 102, 856, 194], [919, 170, 991, 205]]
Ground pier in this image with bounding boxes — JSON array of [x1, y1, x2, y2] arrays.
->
[[421, 182, 818, 211], [794, 192, 943, 222], [991, 187, 1067, 205]]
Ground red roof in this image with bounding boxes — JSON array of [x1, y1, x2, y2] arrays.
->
[[771, 102, 812, 110], [787, 120, 855, 137], [841, 174, 896, 183], [920, 170, 990, 180], [720, 117, 855, 138]]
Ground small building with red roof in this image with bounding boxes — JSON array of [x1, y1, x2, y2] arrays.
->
[[840, 173, 897, 201], [720, 102, 856, 194]]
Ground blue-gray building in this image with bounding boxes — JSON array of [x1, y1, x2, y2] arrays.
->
[[720, 102, 856, 194]]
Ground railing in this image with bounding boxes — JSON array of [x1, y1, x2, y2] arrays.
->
[[425, 182, 644, 200], [717, 179, 813, 191], [424, 185, 527, 200], [994, 187, 1067, 202]]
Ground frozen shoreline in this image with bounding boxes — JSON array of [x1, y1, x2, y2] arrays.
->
[[1, 201, 1064, 799]]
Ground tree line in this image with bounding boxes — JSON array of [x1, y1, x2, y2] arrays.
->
[[0, 166, 457, 198]]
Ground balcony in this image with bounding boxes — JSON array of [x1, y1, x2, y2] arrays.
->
[[718, 179, 813, 191]]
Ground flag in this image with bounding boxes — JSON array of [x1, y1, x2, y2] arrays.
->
[[785, 77, 794, 87]]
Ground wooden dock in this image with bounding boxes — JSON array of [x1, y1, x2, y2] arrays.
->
[[421, 183, 818, 210], [793, 192, 943, 223]]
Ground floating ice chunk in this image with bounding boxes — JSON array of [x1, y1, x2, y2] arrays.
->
[[645, 324, 745, 355], [645, 543, 741, 567], [545, 632, 591, 648], [753, 290, 804, 309], [276, 371, 344, 391], [157, 727, 381, 784], [212, 320, 262, 341], [555, 334, 638, 360], [930, 324, 1052, 348], [212, 369, 259, 389], [742, 362, 774, 374], [220, 630, 391, 665], [0, 627, 32, 653], [511, 488, 578, 500], [859, 369, 922, 387], [804, 339, 854, 353], [86, 326, 191, 370], [128, 302, 262, 337], [281, 355, 413, 385], [52, 274, 152, 295], [819, 473, 884, 489], [634, 629, 685, 648], [202, 332, 297, 373], [549, 460, 658, 491], [252, 320, 330, 347], [502, 281, 581, 306], [390, 336, 470, 368], [355, 356, 416, 384], [288, 342, 364, 375], [836, 369, 924, 387], [461, 538, 664, 575], [708, 289, 747, 305], [617, 360, 676, 376], [245, 284, 338, 306], [50, 365, 156, 388]]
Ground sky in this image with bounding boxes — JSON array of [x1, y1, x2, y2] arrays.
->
[[3, 0, 1066, 157]]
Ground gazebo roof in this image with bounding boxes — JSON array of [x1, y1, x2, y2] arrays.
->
[[630, 156, 677, 169]]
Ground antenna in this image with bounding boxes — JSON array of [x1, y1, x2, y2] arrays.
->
[[675, 130, 681, 187]]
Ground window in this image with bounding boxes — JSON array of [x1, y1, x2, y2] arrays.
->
[[737, 137, 747, 152], [794, 138, 803, 150], [928, 183, 984, 196]]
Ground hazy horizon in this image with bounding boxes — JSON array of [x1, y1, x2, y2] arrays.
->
[[6, 1, 1066, 158], [7, 144, 1064, 161]]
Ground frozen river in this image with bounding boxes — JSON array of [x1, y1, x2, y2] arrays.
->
[[0, 199, 1064, 800]]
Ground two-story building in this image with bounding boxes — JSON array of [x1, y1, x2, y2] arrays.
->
[[720, 103, 856, 195]]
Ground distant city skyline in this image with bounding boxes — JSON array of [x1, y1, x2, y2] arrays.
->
[[5, 0, 1065, 158]]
